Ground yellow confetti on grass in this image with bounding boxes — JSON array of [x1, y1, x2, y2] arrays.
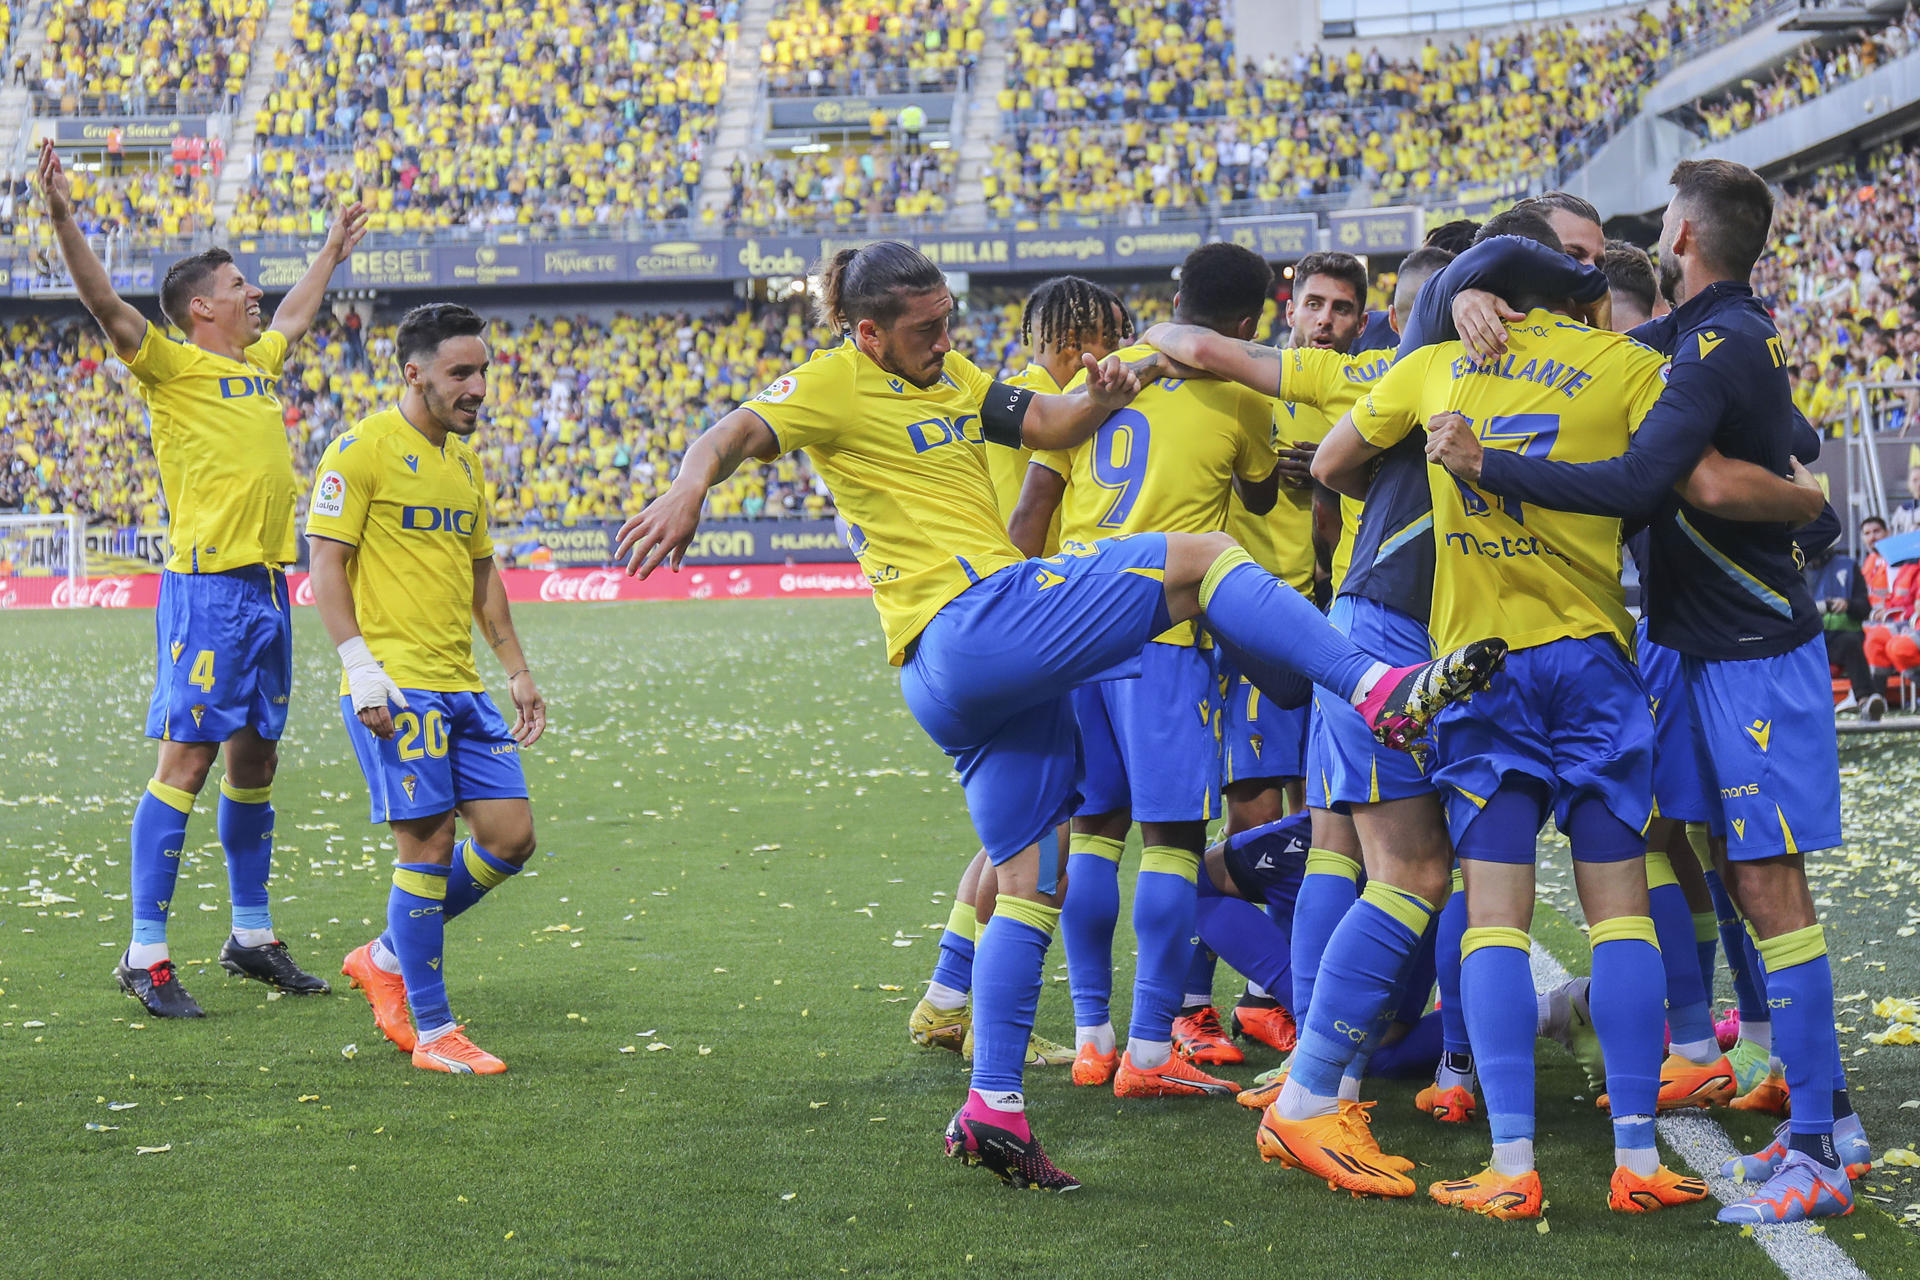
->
[[136, 1145, 171, 1155], [1881, 1147, 1920, 1167]]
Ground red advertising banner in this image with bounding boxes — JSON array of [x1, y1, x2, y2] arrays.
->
[[0, 564, 870, 610]]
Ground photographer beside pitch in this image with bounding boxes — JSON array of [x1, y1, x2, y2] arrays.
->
[[37, 138, 365, 1017]]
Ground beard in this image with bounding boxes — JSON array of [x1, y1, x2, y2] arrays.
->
[[1657, 254, 1683, 309], [425, 384, 482, 434]]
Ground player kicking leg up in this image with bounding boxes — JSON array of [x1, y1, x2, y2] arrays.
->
[[33, 141, 364, 1015], [616, 239, 1504, 1190], [307, 304, 547, 1074]]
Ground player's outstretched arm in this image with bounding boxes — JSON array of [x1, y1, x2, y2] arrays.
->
[[1013, 351, 1148, 452], [1141, 323, 1279, 397], [1311, 415, 1387, 500], [36, 139, 146, 361], [269, 201, 368, 345], [473, 556, 546, 747], [1676, 450, 1828, 525], [309, 535, 409, 739], [1007, 461, 1066, 558], [617, 407, 780, 578]]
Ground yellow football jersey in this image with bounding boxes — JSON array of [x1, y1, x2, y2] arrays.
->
[[1348, 311, 1668, 654], [1231, 345, 1393, 593], [744, 341, 1019, 665], [985, 362, 1064, 556], [1035, 341, 1276, 644], [305, 407, 495, 693], [126, 325, 297, 573]]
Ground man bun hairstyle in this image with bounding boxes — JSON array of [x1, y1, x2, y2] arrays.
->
[[395, 302, 487, 368], [1022, 275, 1133, 352], [159, 247, 236, 332], [1292, 250, 1369, 309], [812, 241, 947, 334], [1669, 158, 1774, 280], [1174, 242, 1275, 329], [1424, 218, 1481, 254]]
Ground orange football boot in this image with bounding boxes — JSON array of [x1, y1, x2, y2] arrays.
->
[[1231, 1003, 1298, 1054], [1256, 1102, 1415, 1198], [1429, 1166, 1544, 1219], [1730, 1071, 1791, 1116], [412, 1027, 506, 1074], [1414, 1082, 1478, 1123], [1072, 1042, 1119, 1087], [1610, 1164, 1709, 1213], [342, 942, 416, 1052], [1341, 1100, 1415, 1174], [1172, 1006, 1245, 1065], [1237, 1066, 1288, 1110], [1600, 1052, 1737, 1112], [1112, 1050, 1238, 1098]]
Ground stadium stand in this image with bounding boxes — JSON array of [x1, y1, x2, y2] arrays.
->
[[723, 143, 957, 231], [232, 0, 735, 237], [1683, 10, 1920, 140], [759, 0, 984, 96], [34, 0, 265, 116]]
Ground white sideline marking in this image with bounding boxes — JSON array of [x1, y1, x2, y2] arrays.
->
[[1526, 943, 1869, 1280]]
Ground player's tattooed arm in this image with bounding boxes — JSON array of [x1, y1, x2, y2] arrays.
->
[[473, 557, 546, 747], [618, 407, 779, 578], [1142, 323, 1279, 396]]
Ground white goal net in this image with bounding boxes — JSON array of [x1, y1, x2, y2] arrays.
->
[[0, 512, 89, 608]]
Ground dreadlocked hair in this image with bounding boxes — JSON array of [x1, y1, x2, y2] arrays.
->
[[1021, 275, 1133, 353]]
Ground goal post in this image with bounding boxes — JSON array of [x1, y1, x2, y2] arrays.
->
[[0, 512, 89, 607]]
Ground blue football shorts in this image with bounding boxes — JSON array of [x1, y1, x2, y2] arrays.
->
[[1220, 650, 1308, 790], [1636, 618, 1708, 823], [1073, 639, 1220, 823], [342, 689, 529, 824], [1434, 633, 1653, 862], [1305, 593, 1435, 810], [146, 566, 293, 743], [899, 534, 1173, 881], [1683, 634, 1842, 859]]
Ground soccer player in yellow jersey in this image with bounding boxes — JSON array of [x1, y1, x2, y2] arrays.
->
[[1011, 243, 1280, 1098], [1317, 204, 1705, 1218], [307, 304, 547, 1075], [36, 139, 367, 1017], [911, 277, 1133, 1070], [618, 241, 1504, 1190]]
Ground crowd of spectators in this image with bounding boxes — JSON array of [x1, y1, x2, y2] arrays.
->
[[723, 143, 956, 230], [1685, 9, 1920, 140], [231, 0, 734, 238], [760, 0, 982, 95], [34, 0, 264, 116]]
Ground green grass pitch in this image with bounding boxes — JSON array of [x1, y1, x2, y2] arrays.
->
[[0, 603, 1915, 1279]]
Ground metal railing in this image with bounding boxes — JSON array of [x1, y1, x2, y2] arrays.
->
[[1838, 380, 1920, 558]]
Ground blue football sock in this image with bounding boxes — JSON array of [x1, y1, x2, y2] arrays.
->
[[377, 838, 520, 959], [1692, 910, 1719, 1004], [1290, 847, 1360, 1017], [970, 898, 1058, 1096], [387, 862, 452, 1033], [1368, 1010, 1444, 1079], [129, 780, 194, 952], [1396, 917, 1438, 1024], [1198, 551, 1376, 701], [929, 900, 980, 997], [1061, 834, 1123, 1028], [1757, 925, 1840, 1163], [1461, 927, 1537, 1147], [1645, 867, 1715, 1053], [1706, 868, 1769, 1030], [1291, 882, 1437, 1099], [217, 780, 275, 937], [1437, 870, 1469, 1057], [1194, 868, 1292, 997], [1184, 942, 1219, 1007], [1587, 917, 1665, 1127], [1128, 847, 1199, 1044]]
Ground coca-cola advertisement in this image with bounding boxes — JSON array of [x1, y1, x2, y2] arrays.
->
[[0, 565, 868, 610]]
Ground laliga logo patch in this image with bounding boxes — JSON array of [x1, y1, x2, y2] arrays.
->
[[401, 774, 418, 801], [313, 470, 347, 518], [756, 375, 798, 404]]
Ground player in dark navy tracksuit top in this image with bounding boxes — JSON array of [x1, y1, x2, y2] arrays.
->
[[1428, 159, 1872, 1225]]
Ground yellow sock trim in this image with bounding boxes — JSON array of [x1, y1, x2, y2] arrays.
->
[[1757, 923, 1827, 973], [1644, 848, 1678, 891], [995, 896, 1061, 937], [219, 779, 272, 805], [1139, 845, 1199, 883], [1305, 847, 1361, 881], [1692, 911, 1719, 944], [1068, 833, 1125, 864], [392, 868, 449, 901], [1743, 918, 1764, 950], [462, 842, 513, 891], [1589, 914, 1658, 950], [1360, 881, 1437, 935], [1684, 822, 1712, 867], [943, 901, 981, 944], [145, 779, 194, 813], [1450, 867, 1465, 894], [1460, 925, 1531, 960], [1196, 544, 1256, 613]]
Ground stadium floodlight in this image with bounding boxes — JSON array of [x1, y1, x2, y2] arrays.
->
[[0, 511, 88, 607]]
